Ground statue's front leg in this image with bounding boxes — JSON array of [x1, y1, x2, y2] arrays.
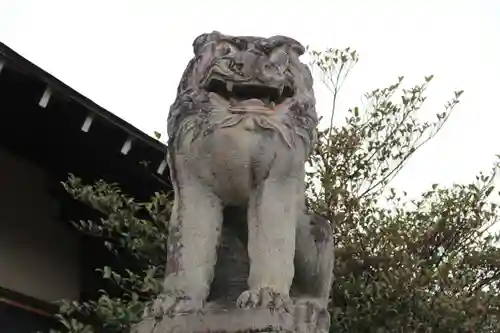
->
[[237, 176, 299, 311], [146, 165, 223, 317]]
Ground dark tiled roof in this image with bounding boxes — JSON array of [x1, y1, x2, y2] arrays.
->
[[0, 41, 171, 197]]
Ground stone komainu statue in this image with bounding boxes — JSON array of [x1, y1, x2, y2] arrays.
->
[[141, 31, 334, 333]]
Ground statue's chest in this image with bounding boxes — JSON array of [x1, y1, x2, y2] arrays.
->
[[187, 123, 281, 204], [191, 117, 277, 165], [215, 129, 276, 202]]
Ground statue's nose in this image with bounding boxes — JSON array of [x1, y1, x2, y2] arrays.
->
[[233, 52, 260, 77]]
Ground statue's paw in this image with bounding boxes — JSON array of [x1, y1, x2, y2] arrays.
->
[[236, 289, 260, 308], [144, 292, 203, 319], [236, 287, 292, 312]]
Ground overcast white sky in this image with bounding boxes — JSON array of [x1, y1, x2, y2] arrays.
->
[[0, 0, 499, 197]]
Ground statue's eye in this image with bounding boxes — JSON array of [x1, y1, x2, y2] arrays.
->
[[270, 49, 289, 67], [257, 41, 271, 54], [216, 42, 238, 56]]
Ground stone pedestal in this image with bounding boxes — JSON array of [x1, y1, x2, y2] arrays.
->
[[133, 299, 329, 333]]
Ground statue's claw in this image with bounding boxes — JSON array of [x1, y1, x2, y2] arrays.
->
[[236, 289, 260, 308], [236, 287, 292, 312]]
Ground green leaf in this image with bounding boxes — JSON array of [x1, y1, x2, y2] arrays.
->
[[103, 266, 112, 279]]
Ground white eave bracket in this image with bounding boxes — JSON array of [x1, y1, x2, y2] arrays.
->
[[39, 86, 52, 108], [121, 137, 133, 155], [157, 159, 167, 175], [81, 114, 94, 132]]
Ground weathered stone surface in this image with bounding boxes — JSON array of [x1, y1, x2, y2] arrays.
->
[[135, 307, 295, 333], [134, 298, 329, 333], [136, 31, 334, 333]]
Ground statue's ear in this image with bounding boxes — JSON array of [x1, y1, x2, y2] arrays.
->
[[192, 31, 221, 56], [290, 43, 305, 56], [268, 35, 306, 56]]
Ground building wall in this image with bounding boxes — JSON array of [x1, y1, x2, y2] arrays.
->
[[0, 146, 81, 303]]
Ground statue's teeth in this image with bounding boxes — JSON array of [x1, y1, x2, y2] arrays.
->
[[278, 85, 284, 97], [226, 82, 234, 92]]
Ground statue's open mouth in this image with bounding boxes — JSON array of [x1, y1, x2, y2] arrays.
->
[[205, 77, 294, 112]]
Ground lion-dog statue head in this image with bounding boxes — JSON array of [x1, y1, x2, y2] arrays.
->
[[150, 32, 331, 330], [167, 30, 317, 154]]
